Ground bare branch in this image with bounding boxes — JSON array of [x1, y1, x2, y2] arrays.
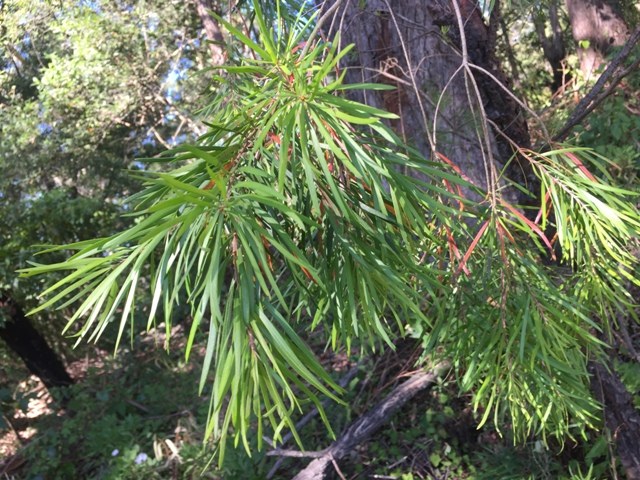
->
[[554, 27, 640, 142], [266, 363, 361, 479], [301, 0, 345, 58], [292, 361, 451, 480], [150, 126, 172, 149], [267, 449, 327, 458]]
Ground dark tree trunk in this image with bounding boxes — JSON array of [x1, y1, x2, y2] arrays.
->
[[322, 0, 533, 202], [499, 13, 521, 88], [590, 361, 640, 479], [0, 292, 73, 394], [534, 0, 569, 91], [565, 0, 629, 77], [194, 0, 225, 65]]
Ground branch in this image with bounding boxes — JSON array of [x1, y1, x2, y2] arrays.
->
[[291, 361, 451, 480], [266, 363, 361, 479], [590, 360, 640, 479], [150, 126, 172, 149], [554, 27, 640, 142], [268, 449, 327, 458], [301, 0, 345, 58]]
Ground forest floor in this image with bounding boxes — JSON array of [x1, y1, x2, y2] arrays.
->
[[1, 324, 630, 479], [1, 355, 98, 467], [0, 324, 213, 478]]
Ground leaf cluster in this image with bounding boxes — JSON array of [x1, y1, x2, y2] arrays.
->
[[20, 0, 640, 465], [21, 2, 472, 458]]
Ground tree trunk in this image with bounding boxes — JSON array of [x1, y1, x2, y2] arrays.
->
[[319, 1, 640, 478], [322, 0, 533, 202], [499, 13, 521, 89], [0, 292, 73, 395], [565, 0, 629, 78], [534, 0, 568, 91], [194, 0, 225, 65], [590, 361, 640, 479]]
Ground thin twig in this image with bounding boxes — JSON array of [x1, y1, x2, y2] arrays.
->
[[1, 414, 24, 446], [468, 63, 551, 144], [150, 126, 172, 149], [449, 0, 498, 203], [331, 456, 347, 480], [301, 0, 345, 59]]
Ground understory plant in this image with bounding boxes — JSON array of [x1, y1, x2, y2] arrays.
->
[[21, 1, 640, 465]]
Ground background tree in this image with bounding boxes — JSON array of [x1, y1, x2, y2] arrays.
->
[[0, 0, 212, 392], [566, 0, 630, 77], [534, 0, 568, 91]]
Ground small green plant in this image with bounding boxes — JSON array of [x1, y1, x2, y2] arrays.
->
[[616, 361, 640, 409]]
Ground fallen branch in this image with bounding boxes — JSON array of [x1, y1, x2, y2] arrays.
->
[[553, 27, 640, 142], [291, 361, 451, 480], [268, 448, 327, 459], [266, 363, 361, 479]]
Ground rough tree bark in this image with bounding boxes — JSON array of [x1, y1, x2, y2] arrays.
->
[[590, 361, 640, 479], [565, 0, 629, 78], [0, 292, 73, 394], [322, 0, 533, 201]]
